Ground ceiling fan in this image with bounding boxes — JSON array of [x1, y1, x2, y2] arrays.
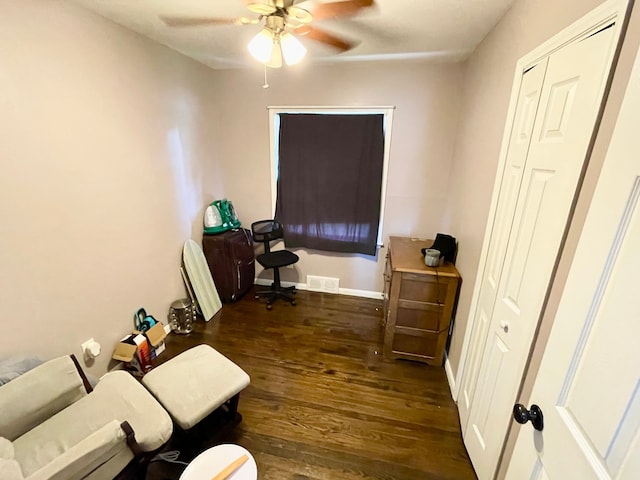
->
[[160, 0, 376, 68]]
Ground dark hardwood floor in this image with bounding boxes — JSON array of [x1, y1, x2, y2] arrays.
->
[[159, 288, 476, 480]]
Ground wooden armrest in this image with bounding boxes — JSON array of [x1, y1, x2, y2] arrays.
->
[[120, 421, 143, 458]]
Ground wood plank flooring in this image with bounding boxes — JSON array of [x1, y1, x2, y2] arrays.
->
[[161, 288, 476, 480]]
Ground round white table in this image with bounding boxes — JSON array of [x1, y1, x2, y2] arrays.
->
[[179, 444, 257, 480]]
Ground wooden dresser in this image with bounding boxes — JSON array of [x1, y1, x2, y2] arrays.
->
[[383, 236, 461, 366]]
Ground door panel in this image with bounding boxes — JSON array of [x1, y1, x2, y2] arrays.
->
[[487, 164, 524, 289], [506, 45, 640, 479], [538, 76, 579, 142], [463, 26, 615, 479], [461, 308, 490, 410], [503, 168, 555, 306], [470, 332, 509, 447]]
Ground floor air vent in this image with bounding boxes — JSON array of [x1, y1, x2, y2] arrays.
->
[[306, 275, 340, 294]]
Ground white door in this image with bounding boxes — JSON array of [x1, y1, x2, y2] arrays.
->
[[463, 26, 616, 479], [458, 57, 548, 429], [505, 41, 640, 480]]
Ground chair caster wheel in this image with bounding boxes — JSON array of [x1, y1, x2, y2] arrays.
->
[[254, 295, 260, 300], [267, 304, 272, 310], [291, 300, 296, 306]]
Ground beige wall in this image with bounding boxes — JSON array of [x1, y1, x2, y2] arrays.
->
[[445, 0, 607, 378], [0, 2, 465, 375], [209, 61, 464, 293], [1, 0, 615, 383], [0, 0, 224, 375]]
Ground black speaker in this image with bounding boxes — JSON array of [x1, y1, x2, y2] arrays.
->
[[421, 233, 457, 264]]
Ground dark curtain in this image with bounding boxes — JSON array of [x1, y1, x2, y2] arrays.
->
[[275, 113, 385, 256]]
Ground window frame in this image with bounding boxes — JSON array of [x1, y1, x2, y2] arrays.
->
[[268, 106, 395, 246]]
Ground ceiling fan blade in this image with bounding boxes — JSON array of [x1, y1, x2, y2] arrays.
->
[[311, 0, 374, 21], [160, 15, 256, 27], [287, 6, 313, 24], [247, 2, 277, 15], [297, 25, 356, 52]]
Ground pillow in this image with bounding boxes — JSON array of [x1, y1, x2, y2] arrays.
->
[[0, 356, 43, 386]]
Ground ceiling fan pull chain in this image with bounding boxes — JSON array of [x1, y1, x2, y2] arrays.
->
[[262, 64, 270, 89]]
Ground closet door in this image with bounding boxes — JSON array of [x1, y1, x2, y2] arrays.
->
[[458, 58, 548, 430], [462, 26, 616, 479], [506, 41, 640, 480]]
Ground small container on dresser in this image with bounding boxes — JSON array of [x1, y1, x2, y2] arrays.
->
[[383, 236, 461, 366]]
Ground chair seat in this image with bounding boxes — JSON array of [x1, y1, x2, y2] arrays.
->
[[256, 250, 299, 269]]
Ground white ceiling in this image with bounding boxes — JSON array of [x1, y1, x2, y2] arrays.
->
[[70, 0, 516, 69]]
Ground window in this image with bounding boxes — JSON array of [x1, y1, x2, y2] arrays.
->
[[268, 107, 394, 256]]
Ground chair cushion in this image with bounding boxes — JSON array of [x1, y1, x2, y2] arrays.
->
[[13, 371, 172, 477], [0, 437, 14, 460], [0, 458, 23, 480], [256, 250, 299, 269], [0, 357, 87, 441], [26, 420, 127, 480], [0, 437, 22, 480], [142, 345, 250, 430]]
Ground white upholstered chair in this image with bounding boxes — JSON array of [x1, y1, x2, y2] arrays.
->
[[0, 345, 250, 480], [0, 355, 173, 480]]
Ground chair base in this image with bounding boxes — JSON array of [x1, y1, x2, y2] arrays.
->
[[255, 283, 297, 310]]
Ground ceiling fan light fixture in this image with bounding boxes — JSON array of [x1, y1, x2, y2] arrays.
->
[[267, 41, 283, 68], [281, 33, 307, 65], [248, 28, 274, 64]]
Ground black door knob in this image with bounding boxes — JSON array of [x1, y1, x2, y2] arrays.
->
[[513, 403, 544, 431]]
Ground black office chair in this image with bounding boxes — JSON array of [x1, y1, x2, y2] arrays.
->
[[251, 219, 299, 310]]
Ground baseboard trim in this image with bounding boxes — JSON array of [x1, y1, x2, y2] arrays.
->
[[254, 278, 382, 300], [339, 288, 384, 300], [444, 353, 457, 402]]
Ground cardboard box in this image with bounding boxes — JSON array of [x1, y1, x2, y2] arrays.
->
[[112, 323, 168, 377]]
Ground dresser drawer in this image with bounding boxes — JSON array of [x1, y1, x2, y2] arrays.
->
[[396, 300, 442, 331], [399, 272, 448, 303], [391, 329, 439, 358]]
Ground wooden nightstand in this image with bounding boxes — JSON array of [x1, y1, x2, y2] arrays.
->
[[383, 236, 461, 366]]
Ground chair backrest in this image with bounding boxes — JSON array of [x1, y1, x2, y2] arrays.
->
[[251, 220, 283, 253]]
